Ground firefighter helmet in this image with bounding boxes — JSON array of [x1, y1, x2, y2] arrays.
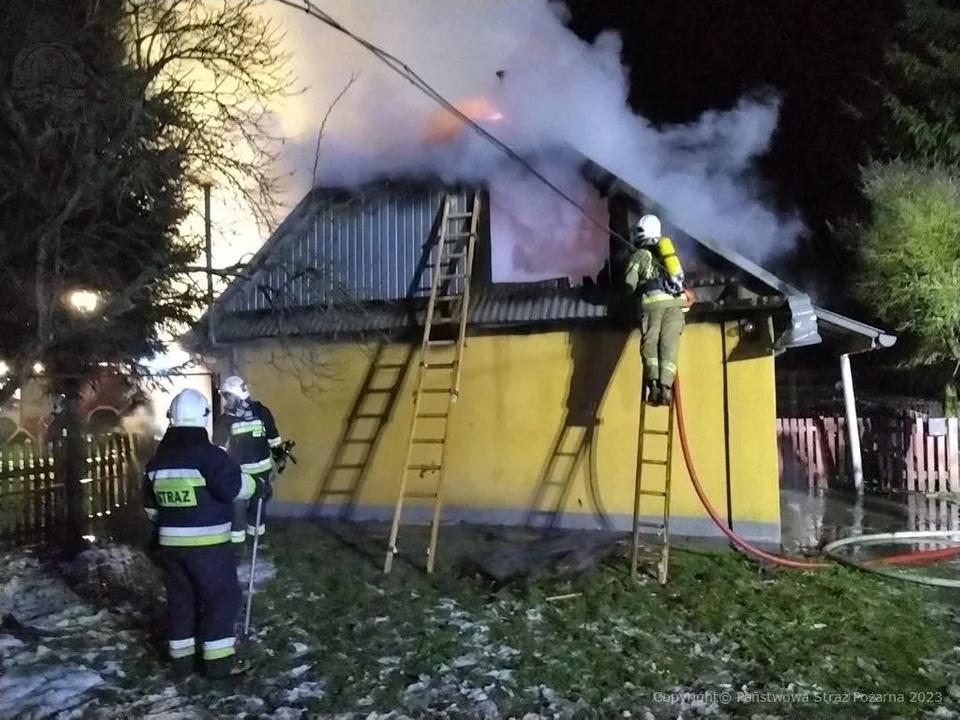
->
[[634, 214, 662, 245], [167, 389, 211, 428], [219, 375, 250, 401]]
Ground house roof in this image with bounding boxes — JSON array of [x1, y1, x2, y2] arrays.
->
[[186, 156, 895, 356]]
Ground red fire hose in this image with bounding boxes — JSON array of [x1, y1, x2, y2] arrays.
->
[[671, 377, 960, 570]]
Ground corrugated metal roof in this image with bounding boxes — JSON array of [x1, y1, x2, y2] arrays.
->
[[210, 288, 608, 343], [219, 183, 475, 314]]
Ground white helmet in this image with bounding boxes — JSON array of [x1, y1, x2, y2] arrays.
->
[[634, 214, 662, 245], [167, 389, 211, 428], [219, 375, 249, 401]]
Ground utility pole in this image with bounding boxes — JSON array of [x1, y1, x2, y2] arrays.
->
[[202, 181, 221, 420], [203, 181, 215, 344]]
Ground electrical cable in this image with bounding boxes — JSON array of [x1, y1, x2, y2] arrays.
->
[[271, 0, 635, 251]]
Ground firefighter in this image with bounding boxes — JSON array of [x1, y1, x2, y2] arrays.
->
[[142, 388, 256, 678], [212, 376, 284, 549], [624, 214, 688, 407]]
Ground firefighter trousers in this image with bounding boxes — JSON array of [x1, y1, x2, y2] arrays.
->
[[640, 302, 686, 389], [158, 543, 241, 678], [231, 470, 272, 545]]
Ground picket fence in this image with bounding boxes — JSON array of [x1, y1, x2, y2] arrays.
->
[[778, 416, 960, 492], [0, 433, 141, 545]]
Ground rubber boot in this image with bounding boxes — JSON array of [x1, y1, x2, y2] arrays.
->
[[169, 655, 194, 679], [644, 380, 661, 407], [660, 384, 673, 408]]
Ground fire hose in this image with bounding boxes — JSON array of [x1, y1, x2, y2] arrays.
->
[[670, 377, 960, 575]]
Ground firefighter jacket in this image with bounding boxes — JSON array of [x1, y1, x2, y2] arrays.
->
[[143, 426, 256, 547], [212, 400, 282, 477], [624, 244, 687, 309]]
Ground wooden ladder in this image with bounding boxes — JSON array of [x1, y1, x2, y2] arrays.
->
[[383, 190, 481, 574], [630, 394, 676, 585]]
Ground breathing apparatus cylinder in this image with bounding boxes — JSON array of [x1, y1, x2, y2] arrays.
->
[[657, 237, 683, 277]]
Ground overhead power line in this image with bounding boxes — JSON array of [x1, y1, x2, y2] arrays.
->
[[271, 0, 635, 251]]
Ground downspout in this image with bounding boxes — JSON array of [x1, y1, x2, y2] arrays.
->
[[840, 352, 864, 494]]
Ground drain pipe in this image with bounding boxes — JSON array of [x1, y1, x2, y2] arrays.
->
[[840, 353, 864, 494]]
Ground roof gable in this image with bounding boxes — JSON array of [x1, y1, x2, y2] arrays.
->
[[191, 157, 893, 355]]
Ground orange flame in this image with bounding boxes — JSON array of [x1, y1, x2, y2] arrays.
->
[[425, 96, 505, 143]]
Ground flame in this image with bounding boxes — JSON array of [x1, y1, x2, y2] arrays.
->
[[425, 95, 505, 143]]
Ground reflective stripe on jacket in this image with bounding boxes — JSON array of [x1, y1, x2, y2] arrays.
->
[[212, 400, 281, 470], [142, 427, 254, 546]]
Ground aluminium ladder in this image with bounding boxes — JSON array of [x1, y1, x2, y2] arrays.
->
[[630, 393, 677, 585], [383, 190, 481, 574]]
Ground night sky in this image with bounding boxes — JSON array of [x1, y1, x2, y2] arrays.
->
[[567, 0, 902, 303]]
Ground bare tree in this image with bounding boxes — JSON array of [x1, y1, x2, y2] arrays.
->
[[0, 0, 296, 406]]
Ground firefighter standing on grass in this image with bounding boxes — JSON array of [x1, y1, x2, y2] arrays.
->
[[213, 376, 284, 551], [142, 388, 256, 678], [624, 214, 691, 407]]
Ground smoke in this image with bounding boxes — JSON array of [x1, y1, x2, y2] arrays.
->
[[264, 0, 804, 277], [120, 404, 163, 440]]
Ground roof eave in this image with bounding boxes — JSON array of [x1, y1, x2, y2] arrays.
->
[[813, 306, 898, 355]]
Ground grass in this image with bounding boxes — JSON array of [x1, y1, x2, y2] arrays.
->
[[9, 519, 960, 719], [241, 521, 960, 718]]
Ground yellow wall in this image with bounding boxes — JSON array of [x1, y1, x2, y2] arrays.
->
[[233, 321, 781, 541]]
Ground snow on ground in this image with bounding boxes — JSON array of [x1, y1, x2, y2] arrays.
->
[[0, 546, 286, 720]]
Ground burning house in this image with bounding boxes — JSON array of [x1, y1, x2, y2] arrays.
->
[[185, 148, 895, 546]]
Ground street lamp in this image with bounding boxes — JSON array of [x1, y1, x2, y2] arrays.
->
[[68, 289, 101, 314]]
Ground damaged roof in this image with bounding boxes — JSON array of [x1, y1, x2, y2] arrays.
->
[[187, 158, 895, 356]]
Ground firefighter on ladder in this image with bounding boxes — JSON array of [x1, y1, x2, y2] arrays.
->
[[624, 214, 693, 407], [212, 376, 284, 551], [142, 389, 257, 678]]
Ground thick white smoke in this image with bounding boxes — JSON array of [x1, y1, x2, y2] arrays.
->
[[264, 0, 804, 281]]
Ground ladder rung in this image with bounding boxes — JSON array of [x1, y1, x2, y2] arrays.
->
[[636, 521, 666, 529], [638, 489, 668, 497], [404, 491, 440, 499], [416, 414, 449, 421], [447, 212, 474, 219], [421, 388, 452, 394], [421, 362, 456, 369], [407, 464, 440, 472], [641, 459, 669, 466], [643, 429, 670, 436], [413, 438, 445, 444], [429, 317, 462, 325], [427, 340, 457, 347]]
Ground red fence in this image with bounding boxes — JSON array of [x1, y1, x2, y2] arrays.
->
[[778, 417, 960, 492]]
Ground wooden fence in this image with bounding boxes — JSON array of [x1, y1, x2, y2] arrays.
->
[[0, 433, 142, 546], [778, 416, 960, 493]]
